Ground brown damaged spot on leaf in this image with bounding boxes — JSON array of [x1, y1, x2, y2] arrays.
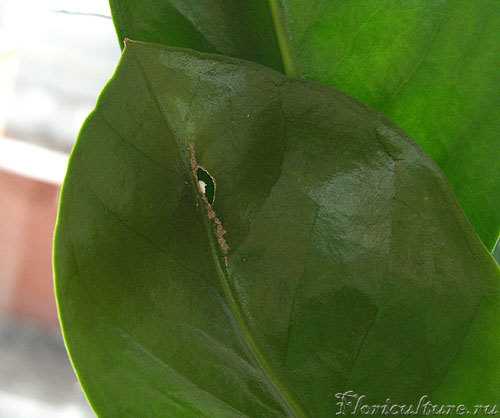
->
[[189, 144, 230, 258]]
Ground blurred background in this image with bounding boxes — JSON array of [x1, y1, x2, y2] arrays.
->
[[0, 0, 119, 416]]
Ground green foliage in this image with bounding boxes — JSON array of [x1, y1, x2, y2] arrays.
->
[[109, 0, 283, 72], [276, 0, 500, 250], [54, 41, 500, 417], [109, 0, 500, 249]]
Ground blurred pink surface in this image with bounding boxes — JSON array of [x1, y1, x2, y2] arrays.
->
[[0, 169, 59, 328]]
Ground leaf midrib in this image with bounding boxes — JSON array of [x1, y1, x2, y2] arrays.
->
[[268, 0, 298, 78], [129, 42, 308, 418]]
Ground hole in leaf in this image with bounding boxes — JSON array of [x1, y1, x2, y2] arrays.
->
[[196, 167, 215, 204]]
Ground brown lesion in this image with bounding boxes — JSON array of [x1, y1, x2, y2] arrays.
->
[[189, 144, 230, 257]]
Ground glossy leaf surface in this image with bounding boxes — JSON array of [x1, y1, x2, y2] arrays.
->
[[272, 0, 500, 249], [109, 0, 500, 249], [54, 41, 500, 417]]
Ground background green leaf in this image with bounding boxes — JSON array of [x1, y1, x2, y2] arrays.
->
[[109, 0, 283, 72], [55, 41, 500, 417], [109, 0, 500, 249]]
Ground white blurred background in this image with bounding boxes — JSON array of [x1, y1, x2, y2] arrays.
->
[[0, 1, 120, 416]]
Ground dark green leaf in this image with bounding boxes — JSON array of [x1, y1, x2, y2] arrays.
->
[[109, 0, 500, 249], [54, 41, 500, 417], [108, 0, 283, 72]]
